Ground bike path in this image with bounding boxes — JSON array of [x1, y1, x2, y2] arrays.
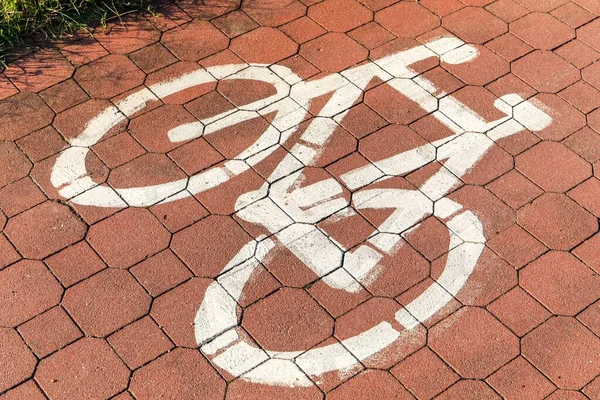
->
[[1, 0, 600, 399]]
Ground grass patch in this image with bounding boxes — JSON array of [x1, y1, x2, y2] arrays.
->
[[0, 0, 152, 58]]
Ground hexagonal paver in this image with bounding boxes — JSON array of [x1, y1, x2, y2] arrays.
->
[[444, 7, 507, 44], [518, 193, 597, 251], [522, 317, 600, 389], [87, 208, 170, 269], [242, 0, 306, 27], [553, 3, 596, 28], [359, 125, 430, 167], [129, 348, 226, 400], [301, 32, 367, 72], [231, 27, 297, 64], [528, 94, 586, 141], [94, 18, 160, 54], [436, 380, 500, 400], [487, 170, 544, 210], [521, 251, 600, 315], [280, 16, 327, 44], [486, 225, 547, 268], [5, 202, 86, 260], [578, 18, 600, 52], [569, 177, 600, 217], [511, 13, 574, 50], [390, 347, 459, 399], [0, 93, 54, 141], [171, 215, 252, 277], [151, 278, 214, 347], [573, 233, 600, 274], [17, 306, 82, 358], [443, 45, 510, 86], [35, 337, 130, 400], [243, 288, 334, 352], [212, 10, 259, 38], [328, 370, 414, 400], [335, 297, 426, 368], [429, 307, 519, 379], [363, 83, 430, 125], [579, 300, 600, 337], [375, 2, 439, 38], [5, 50, 74, 92], [53, 98, 124, 141], [162, 20, 229, 61], [486, 0, 529, 23], [560, 80, 600, 113], [515, 0, 568, 12], [0, 328, 37, 393], [226, 377, 323, 400], [75, 54, 145, 99], [308, 0, 372, 32], [0, 141, 32, 188], [582, 61, 600, 91], [487, 357, 555, 400], [516, 142, 591, 192], [488, 287, 551, 337], [0, 380, 46, 399], [513, 50, 579, 93], [107, 316, 173, 370], [62, 269, 151, 337]]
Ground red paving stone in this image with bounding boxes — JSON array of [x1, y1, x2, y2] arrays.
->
[[2, 2, 600, 398]]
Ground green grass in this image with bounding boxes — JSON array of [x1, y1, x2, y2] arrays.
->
[[0, 0, 152, 58]]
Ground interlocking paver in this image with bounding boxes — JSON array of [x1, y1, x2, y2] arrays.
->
[[2, 2, 600, 398], [516, 141, 592, 192], [309, 0, 371, 33], [39, 79, 89, 113], [0, 93, 53, 141], [552, 2, 595, 28], [75, 54, 146, 99], [231, 27, 297, 64], [0, 329, 36, 393], [555, 40, 600, 69], [487, 356, 556, 400], [488, 286, 551, 337], [390, 347, 459, 399], [375, 2, 439, 38], [518, 193, 598, 251], [0, 381, 45, 400], [5, 201, 86, 259], [521, 251, 600, 315], [513, 50, 580, 93], [436, 380, 501, 400], [108, 316, 174, 369], [511, 13, 575, 50], [129, 348, 226, 399], [444, 7, 507, 44], [87, 208, 170, 268], [242, 0, 305, 27], [522, 316, 600, 389], [17, 306, 82, 358], [328, 370, 413, 400], [5, 50, 74, 92], [35, 337, 130, 399], [301, 32, 367, 72], [429, 307, 519, 379], [62, 269, 151, 337], [0, 142, 32, 189], [162, 20, 229, 61]]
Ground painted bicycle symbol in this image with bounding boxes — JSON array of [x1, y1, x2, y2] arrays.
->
[[51, 36, 552, 387]]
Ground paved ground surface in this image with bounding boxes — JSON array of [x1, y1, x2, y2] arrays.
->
[[2, 0, 600, 398]]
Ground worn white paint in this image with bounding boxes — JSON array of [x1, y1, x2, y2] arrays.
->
[[51, 36, 553, 387]]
